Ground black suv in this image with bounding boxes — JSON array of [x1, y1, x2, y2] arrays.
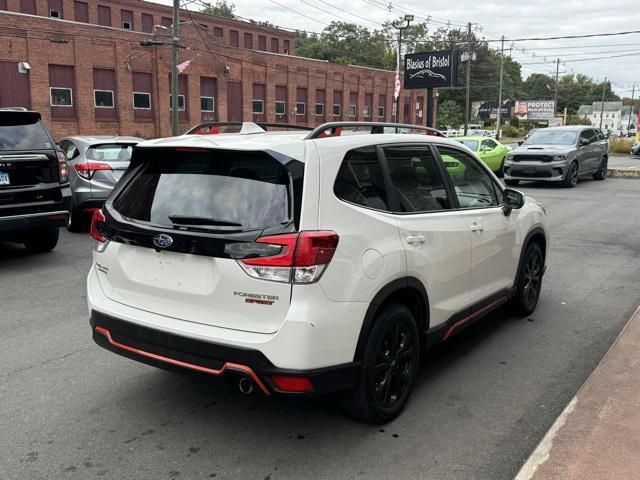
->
[[0, 109, 70, 252]]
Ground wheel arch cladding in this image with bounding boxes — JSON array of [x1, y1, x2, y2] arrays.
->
[[514, 228, 547, 289], [353, 277, 430, 361]]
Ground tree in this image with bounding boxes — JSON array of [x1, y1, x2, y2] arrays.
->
[[437, 100, 463, 128], [201, 0, 235, 19], [566, 114, 592, 126]]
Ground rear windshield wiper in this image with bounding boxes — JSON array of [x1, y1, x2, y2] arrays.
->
[[168, 215, 243, 227]]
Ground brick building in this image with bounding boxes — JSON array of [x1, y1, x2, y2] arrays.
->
[[0, 0, 436, 139]]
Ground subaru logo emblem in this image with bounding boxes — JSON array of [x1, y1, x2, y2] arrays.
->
[[153, 233, 173, 249]]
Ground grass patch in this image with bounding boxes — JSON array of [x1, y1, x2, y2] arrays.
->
[[609, 138, 634, 154]]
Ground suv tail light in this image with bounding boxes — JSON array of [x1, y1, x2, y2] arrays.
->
[[75, 161, 112, 180], [57, 151, 69, 184], [90, 209, 109, 252], [239, 231, 338, 284]]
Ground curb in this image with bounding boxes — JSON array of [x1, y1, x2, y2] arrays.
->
[[514, 304, 640, 480], [608, 168, 640, 178]]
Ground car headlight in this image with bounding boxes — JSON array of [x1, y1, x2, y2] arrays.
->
[[506, 153, 514, 161], [553, 154, 567, 161]]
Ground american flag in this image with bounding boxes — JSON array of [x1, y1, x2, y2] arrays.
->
[[177, 59, 192, 74]]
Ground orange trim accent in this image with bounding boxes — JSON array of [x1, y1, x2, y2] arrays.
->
[[441, 297, 508, 341], [94, 326, 270, 395]]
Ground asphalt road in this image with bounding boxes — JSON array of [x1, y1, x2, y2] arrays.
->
[[2, 178, 640, 480]]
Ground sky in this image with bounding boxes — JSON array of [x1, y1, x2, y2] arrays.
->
[[154, 0, 640, 98]]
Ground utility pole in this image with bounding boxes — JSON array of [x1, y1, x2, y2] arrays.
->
[[553, 58, 560, 115], [627, 83, 636, 134], [599, 77, 607, 131], [495, 35, 504, 140], [463, 22, 472, 136], [392, 15, 413, 123], [171, 0, 180, 136]]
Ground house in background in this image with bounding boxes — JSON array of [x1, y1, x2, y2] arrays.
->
[[577, 101, 637, 135]]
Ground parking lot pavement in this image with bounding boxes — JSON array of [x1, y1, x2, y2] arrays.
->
[[609, 154, 640, 171], [2, 178, 640, 480]]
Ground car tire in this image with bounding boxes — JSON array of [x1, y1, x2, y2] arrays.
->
[[340, 304, 420, 424], [505, 179, 519, 186], [23, 228, 59, 253], [593, 156, 607, 180], [510, 242, 543, 316], [562, 162, 579, 188], [66, 202, 85, 232]]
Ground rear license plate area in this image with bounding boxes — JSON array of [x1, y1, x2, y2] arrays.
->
[[0, 172, 9, 185]]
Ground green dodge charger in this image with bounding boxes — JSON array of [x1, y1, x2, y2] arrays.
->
[[454, 136, 511, 177]]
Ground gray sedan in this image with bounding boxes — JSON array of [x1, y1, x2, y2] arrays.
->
[[504, 126, 608, 188], [58, 136, 143, 230]]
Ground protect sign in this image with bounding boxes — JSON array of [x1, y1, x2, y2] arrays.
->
[[404, 51, 458, 89]]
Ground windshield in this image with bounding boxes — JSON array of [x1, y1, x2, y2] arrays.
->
[[524, 130, 578, 145], [87, 144, 134, 162], [0, 118, 52, 150], [458, 140, 479, 151], [113, 149, 295, 231]]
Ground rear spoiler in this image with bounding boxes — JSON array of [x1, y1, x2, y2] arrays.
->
[[185, 122, 313, 135], [0, 110, 41, 126]]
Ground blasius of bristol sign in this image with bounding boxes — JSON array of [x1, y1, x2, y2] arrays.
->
[[404, 51, 458, 89]]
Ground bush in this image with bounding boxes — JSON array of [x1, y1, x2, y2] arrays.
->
[[609, 138, 634, 154], [502, 124, 525, 138]]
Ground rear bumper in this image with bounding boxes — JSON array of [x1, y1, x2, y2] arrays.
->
[[0, 209, 68, 232], [90, 310, 360, 396]]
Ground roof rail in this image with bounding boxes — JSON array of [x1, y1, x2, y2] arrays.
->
[[304, 122, 446, 139], [0, 107, 29, 112], [185, 122, 313, 135]]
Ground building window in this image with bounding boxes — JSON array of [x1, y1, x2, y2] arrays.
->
[[49, 9, 60, 18], [283, 40, 290, 54], [230, 30, 239, 47], [333, 104, 341, 116], [258, 35, 267, 51], [271, 37, 279, 53], [296, 102, 306, 115], [161, 16, 172, 28], [121, 10, 133, 30], [275, 101, 285, 115], [348, 105, 357, 117], [169, 95, 185, 111], [141, 13, 154, 33], [363, 106, 371, 118], [133, 92, 151, 109], [98, 5, 111, 26], [123, 21, 132, 30], [315, 103, 324, 116], [201, 96, 215, 112], [252, 99, 264, 114], [244, 32, 253, 49], [94, 90, 114, 108], [50, 87, 72, 107], [213, 27, 223, 38], [74, 1, 89, 22]]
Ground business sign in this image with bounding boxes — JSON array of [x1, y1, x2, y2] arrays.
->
[[472, 100, 512, 121], [513, 100, 555, 121], [404, 50, 458, 89]]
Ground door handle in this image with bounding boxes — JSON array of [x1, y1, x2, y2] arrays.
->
[[470, 224, 484, 233], [406, 234, 426, 245]]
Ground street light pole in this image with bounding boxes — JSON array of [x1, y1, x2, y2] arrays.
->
[[495, 35, 504, 140], [463, 22, 472, 136], [171, 0, 180, 136], [599, 77, 607, 131], [392, 15, 413, 123]]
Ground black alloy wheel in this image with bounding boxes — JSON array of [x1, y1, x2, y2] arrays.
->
[[511, 243, 543, 316], [340, 304, 420, 424], [593, 157, 607, 180], [563, 162, 579, 188]]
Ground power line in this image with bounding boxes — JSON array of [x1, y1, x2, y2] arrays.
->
[[267, 0, 330, 26]]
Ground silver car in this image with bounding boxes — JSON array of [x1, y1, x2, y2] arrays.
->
[[58, 136, 143, 230], [504, 126, 608, 188]]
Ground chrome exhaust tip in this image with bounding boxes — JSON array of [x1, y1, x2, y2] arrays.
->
[[238, 376, 254, 394]]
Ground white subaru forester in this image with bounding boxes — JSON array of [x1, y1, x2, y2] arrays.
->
[[87, 122, 548, 423]]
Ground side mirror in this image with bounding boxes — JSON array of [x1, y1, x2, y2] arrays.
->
[[517, 140, 523, 146], [502, 188, 525, 216]]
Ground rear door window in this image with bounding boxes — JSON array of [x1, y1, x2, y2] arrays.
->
[[333, 147, 389, 211], [113, 149, 299, 232], [382, 146, 452, 213], [0, 116, 53, 151], [87, 144, 134, 162]]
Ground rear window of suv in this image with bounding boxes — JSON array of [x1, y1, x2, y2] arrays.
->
[[113, 148, 301, 232], [87, 144, 134, 162], [0, 115, 53, 150]]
